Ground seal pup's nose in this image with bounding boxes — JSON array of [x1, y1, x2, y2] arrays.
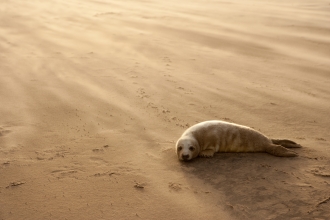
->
[[182, 154, 190, 160]]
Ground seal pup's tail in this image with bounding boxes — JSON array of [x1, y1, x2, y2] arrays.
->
[[271, 139, 302, 148]]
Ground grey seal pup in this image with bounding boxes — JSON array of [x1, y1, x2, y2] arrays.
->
[[176, 120, 302, 161]]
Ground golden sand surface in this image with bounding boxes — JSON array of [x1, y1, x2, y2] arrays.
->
[[1, 0, 330, 219]]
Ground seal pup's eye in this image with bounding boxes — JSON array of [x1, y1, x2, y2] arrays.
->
[[189, 146, 195, 151], [177, 146, 183, 151]]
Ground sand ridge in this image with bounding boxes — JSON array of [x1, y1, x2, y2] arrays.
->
[[1, 0, 330, 219]]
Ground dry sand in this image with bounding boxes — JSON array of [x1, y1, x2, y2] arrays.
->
[[1, 0, 330, 219]]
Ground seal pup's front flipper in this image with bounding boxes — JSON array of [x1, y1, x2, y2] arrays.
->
[[199, 149, 216, 158]]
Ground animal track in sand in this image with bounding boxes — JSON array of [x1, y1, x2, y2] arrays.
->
[[162, 56, 172, 67], [51, 169, 79, 179], [309, 166, 330, 178], [168, 182, 182, 192], [136, 88, 149, 99], [34, 146, 69, 160], [90, 144, 111, 152], [92, 148, 104, 153], [50, 165, 85, 180], [1, 161, 10, 166], [0, 127, 11, 137], [176, 86, 193, 94], [6, 181, 26, 188], [89, 156, 108, 166], [134, 182, 146, 189], [94, 12, 122, 17], [92, 171, 116, 177]]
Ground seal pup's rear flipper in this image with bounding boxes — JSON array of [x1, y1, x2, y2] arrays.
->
[[266, 144, 298, 157], [271, 139, 302, 148]]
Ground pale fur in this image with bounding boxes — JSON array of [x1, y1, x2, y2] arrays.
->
[[176, 120, 301, 161]]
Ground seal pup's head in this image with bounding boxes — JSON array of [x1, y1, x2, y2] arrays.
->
[[176, 137, 200, 161]]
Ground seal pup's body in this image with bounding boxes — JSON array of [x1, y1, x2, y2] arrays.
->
[[176, 120, 302, 161]]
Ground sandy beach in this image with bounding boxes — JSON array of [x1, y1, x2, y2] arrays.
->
[[1, 0, 330, 219]]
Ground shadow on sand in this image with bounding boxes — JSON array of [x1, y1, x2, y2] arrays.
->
[[178, 151, 330, 220]]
